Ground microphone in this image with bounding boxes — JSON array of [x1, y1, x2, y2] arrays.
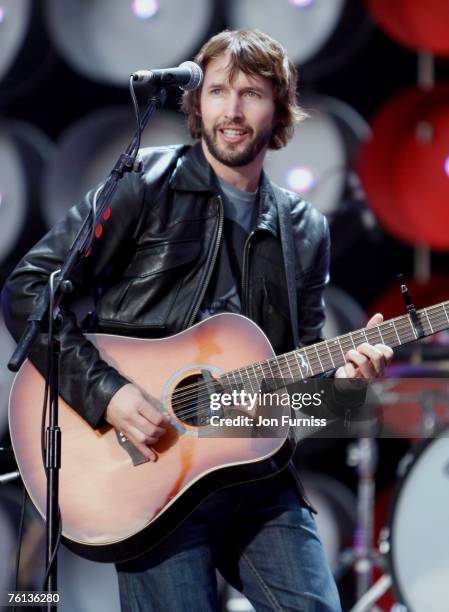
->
[[132, 61, 203, 91]]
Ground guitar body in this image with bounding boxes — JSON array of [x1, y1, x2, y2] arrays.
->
[[9, 313, 293, 563]]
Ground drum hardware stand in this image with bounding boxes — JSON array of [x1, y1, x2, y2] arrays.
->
[[347, 521, 411, 612], [348, 576, 409, 612], [418, 389, 449, 437], [335, 437, 387, 612], [347, 385, 449, 612]]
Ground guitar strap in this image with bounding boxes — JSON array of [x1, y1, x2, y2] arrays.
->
[[274, 188, 301, 350], [272, 189, 319, 515]]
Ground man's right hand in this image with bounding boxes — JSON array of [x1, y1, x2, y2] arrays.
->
[[105, 383, 170, 461]]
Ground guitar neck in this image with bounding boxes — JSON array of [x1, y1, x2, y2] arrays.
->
[[222, 301, 449, 391]]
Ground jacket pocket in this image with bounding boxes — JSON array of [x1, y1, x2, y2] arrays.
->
[[122, 239, 201, 278], [96, 239, 202, 331]]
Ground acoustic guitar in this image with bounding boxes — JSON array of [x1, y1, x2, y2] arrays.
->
[[8, 303, 449, 562]]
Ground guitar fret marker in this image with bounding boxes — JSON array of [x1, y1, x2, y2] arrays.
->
[[391, 321, 401, 345], [231, 372, 241, 394], [246, 370, 255, 393], [284, 355, 294, 381], [377, 325, 385, 344], [325, 342, 335, 368], [336, 338, 346, 363], [297, 351, 310, 377], [408, 316, 418, 340], [293, 352, 302, 378], [256, 363, 264, 384], [424, 310, 434, 334], [314, 344, 324, 372]]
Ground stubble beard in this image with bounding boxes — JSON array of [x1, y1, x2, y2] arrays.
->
[[201, 120, 273, 168]]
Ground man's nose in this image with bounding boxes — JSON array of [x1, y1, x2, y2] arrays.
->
[[224, 93, 243, 121]]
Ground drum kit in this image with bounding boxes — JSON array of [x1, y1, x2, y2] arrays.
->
[[339, 362, 449, 612]]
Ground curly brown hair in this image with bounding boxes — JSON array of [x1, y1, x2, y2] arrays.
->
[[181, 29, 306, 150]]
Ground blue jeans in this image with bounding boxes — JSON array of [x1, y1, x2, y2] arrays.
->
[[116, 470, 342, 611]]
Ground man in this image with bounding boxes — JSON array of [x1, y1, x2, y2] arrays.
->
[[3, 29, 392, 611]]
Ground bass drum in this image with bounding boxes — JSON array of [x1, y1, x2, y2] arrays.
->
[[388, 425, 449, 611]]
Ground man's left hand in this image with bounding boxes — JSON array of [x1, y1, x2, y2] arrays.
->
[[335, 313, 394, 379]]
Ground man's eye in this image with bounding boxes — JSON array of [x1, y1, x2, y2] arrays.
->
[[245, 91, 260, 98], [210, 88, 223, 95]]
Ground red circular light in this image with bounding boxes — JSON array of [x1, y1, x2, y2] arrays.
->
[[401, 0, 449, 56], [394, 105, 449, 250], [358, 88, 426, 245], [358, 83, 449, 248], [367, 0, 449, 56]]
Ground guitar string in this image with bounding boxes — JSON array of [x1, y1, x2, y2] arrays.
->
[[169, 308, 447, 418], [170, 316, 410, 405], [171, 318, 441, 420], [169, 303, 447, 409], [169, 310, 447, 421], [170, 306, 446, 411], [168, 304, 447, 409], [171, 329, 422, 423], [172, 335, 432, 422]]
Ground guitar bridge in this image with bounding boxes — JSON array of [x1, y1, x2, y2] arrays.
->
[[115, 430, 149, 466]]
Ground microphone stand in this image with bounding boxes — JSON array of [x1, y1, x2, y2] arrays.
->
[[7, 85, 167, 609]]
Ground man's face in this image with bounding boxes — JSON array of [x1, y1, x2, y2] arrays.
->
[[198, 54, 276, 168]]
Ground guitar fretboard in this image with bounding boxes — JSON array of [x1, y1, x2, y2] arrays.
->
[[221, 301, 449, 393]]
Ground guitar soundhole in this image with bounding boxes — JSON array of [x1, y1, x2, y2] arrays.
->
[[171, 372, 221, 426]]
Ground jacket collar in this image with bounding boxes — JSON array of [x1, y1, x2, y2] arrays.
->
[[169, 142, 217, 193], [170, 142, 279, 236]]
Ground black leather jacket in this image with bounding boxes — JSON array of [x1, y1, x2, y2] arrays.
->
[[2, 143, 330, 429]]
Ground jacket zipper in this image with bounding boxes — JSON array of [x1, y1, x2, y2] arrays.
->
[[186, 194, 224, 328], [241, 229, 256, 316]]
